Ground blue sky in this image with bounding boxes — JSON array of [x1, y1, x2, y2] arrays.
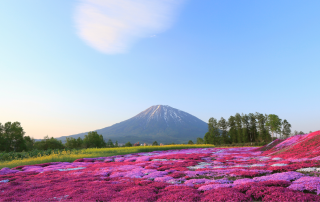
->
[[1, 0, 319, 139]]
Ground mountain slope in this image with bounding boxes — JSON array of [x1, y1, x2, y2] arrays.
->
[[56, 105, 208, 144]]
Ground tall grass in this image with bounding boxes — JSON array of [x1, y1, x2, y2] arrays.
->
[[0, 145, 215, 169]]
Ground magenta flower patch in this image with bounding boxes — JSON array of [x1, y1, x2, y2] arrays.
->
[[1, 131, 320, 201]]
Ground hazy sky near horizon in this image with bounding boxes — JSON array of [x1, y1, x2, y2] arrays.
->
[[1, 0, 319, 139]]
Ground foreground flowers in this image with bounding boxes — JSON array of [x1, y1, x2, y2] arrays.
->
[[1, 131, 320, 201]]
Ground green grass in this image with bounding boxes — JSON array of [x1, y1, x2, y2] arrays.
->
[[0, 144, 215, 169]]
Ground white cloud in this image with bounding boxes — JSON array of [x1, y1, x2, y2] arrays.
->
[[74, 0, 185, 54]]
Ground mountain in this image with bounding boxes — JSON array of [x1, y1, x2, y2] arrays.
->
[[56, 105, 208, 144]]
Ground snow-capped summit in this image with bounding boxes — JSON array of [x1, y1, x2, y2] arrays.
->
[[135, 105, 193, 126]]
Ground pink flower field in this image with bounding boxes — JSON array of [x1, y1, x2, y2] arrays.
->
[[1, 131, 320, 201]]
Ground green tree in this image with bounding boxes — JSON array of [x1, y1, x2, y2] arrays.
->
[[188, 140, 194, 144], [281, 119, 291, 139], [65, 137, 76, 149], [76, 137, 84, 148], [106, 139, 114, 147], [24, 136, 35, 151], [65, 137, 83, 149], [0, 122, 26, 152], [115, 141, 118, 147], [83, 131, 106, 148], [292, 130, 299, 136], [208, 117, 220, 144], [34, 135, 65, 150], [256, 113, 270, 142], [248, 113, 258, 144], [0, 123, 6, 151], [241, 114, 250, 143], [227, 116, 237, 143], [218, 117, 228, 144], [204, 132, 210, 144], [152, 141, 159, 146], [265, 114, 282, 140], [196, 137, 204, 144], [235, 113, 243, 143], [124, 141, 132, 147]]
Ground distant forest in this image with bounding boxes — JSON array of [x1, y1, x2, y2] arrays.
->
[[0, 122, 167, 153], [203, 113, 295, 145]]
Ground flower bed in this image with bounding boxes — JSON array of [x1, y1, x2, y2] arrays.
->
[[0, 132, 320, 201]]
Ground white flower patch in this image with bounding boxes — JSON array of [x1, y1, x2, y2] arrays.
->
[[271, 164, 287, 167], [272, 157, 282, 160], [0, 180, 9, 183], [266, 140, 275, 147], [142, 153, 157, 156], [167, 178, 184, 184], [58, 167, 86, 171], [296, 167, 320, 172], [198, 162, 212, 166], [259, 157, 271, 161], [187, 165, 206, 170], [51, 195, 69, 201], [213, 166, 227, 168], [237, 157, 252, 161], [231, 165, 250, 168], [250, 164, 265, 167]]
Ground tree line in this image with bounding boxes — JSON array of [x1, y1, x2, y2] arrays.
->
[[0, 122, 182, 152], [203, 113, 292, 145]]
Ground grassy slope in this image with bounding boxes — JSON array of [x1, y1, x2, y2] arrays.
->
[[0, 145, 215, 169]]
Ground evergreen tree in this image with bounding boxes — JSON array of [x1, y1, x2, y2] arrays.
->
[[125, 141, 132, 147], [0, 123, 3, 151], [152, 141, 159, 146], [207, 118, 214, 144], [227, 116, 237, 143], [196, 137, 204, 144], [83, 131, 106, 148], [204, 132, 210, 144], [218, 117, 228, 144], [266, 114, 282, 140], [34, 135, 65, 150], [24, 136, 35, 151], [106, 139, 114, 147], [256, 112, 270, 142], [248, 113, 258, 144], [65, 137, 83, 149], [292, 130, 299, 136], [235, 113, 243, 143], [281, 119, 291, 139], [0, 122, 26, 152], [208, 117, 220, 144], [241, 114, 250, 143], [65, 137, 78, 149], [76, 137, 83, 148], [188, 140, 194, 144]]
